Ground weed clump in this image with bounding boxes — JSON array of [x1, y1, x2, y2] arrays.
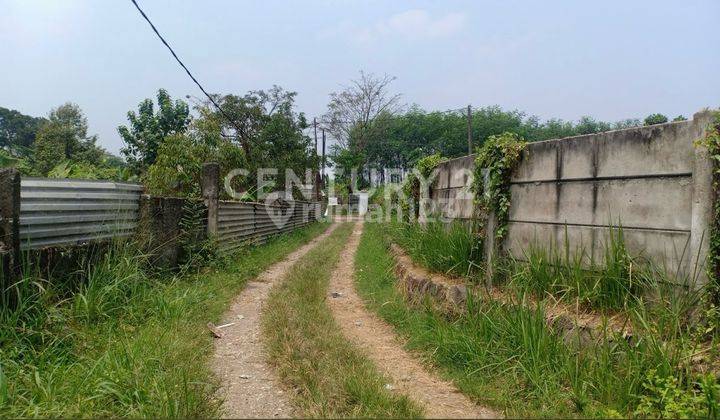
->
[[389, 220, 482, 279]]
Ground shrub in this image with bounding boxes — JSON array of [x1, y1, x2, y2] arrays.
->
[[633, 370, 717, 418]]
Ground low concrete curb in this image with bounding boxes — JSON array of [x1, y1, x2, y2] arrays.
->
[[389, 243, 633, 348]]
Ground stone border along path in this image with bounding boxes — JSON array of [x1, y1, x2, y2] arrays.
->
[[211, 223, 338, 419], [327, 222, 500, 419], [390, 243, 634, 347]]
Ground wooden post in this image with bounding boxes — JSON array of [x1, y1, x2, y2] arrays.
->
[[0, 168, 21, 308], [315, 171, 322, 201], [467, 104, 473, 155], [201, 162, 220, 238]]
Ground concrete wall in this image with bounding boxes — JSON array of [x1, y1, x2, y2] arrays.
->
[[430, 154, 476, 220], [430, 111, 716, 284]]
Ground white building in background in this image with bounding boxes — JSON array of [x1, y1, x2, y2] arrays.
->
[[357, 192, 369, 216]]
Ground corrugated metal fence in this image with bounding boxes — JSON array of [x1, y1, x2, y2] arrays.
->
[[19, 178, 143, 250], [17, 177, 322, 252], [217, 200, 321, 253]]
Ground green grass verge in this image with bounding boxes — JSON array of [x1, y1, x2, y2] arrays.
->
[[355, 222, 720, 418], [0, 222, 330, 417], [389, 220, 482, 279], [262, 223, 422, 418]]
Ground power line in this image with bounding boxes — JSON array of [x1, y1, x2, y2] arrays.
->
[[129, 0, 244, 139], [130, 0, 472, 145]]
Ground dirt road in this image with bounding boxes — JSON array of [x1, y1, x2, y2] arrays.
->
[[326, 222, 500, 419], [211, 223, 337, 418]]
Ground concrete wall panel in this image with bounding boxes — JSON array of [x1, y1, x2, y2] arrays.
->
[[509, 177, 693, 231], [512, 119, 702, 183], [505, 221, 692, 277]]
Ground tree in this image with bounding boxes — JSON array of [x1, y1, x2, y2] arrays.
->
[[673, 115, 688, 122], [0, 107, 46, 156], [149, 85, 314, 198], [49, 102, 88, 142], [613, 118, 642, 130], [118, 89, 190, 173], [48, 103, 106, 164], [145, 133, 213, 197], [0, 148, 33, 174], [575, 116, 612, 135], [324, 71, 402, 150], [32, 103, 107, 175], [644, 113, 669, 126], [33, 122, 68, 174], [358, 105, 647, 173], [329, 145, 366, 191], [195, 86, 315, 193], [199, 85, 309, 158]]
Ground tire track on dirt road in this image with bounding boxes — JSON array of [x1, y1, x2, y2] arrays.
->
[[212, 222, 338, 418], [327, 222, 500, 419]]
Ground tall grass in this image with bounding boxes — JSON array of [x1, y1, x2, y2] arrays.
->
[[393, 218, 702, 315], [389, 219, 482, 278], [0, 222, 329, 417], [72, 243, 150, 323], [356, 222, 720, 417], [507, 226, 706, 315], [507, 227, 642, 309]]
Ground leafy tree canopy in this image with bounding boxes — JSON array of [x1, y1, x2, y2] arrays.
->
[[145, 85, 315, 199], [353, 106, 648, 174], [33, 103, 108, 176], [191, 86, 315, 197], [118, 89, 190, 173], [0, 107, 46, 157], [644, 113, 669, 126]]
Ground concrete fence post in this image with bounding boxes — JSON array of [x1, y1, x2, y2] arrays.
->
[[482, 169, 498, 288], [0, 168, 21, 307], [201, 162, 220, 238], [139, 195, 185, 270], [689, 111, 717, 289]]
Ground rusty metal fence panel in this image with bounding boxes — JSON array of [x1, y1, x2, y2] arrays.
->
[[216, 201, 255, 253], [19, 178, 143, 250], [15, 176, 321, 254], [217, 200, 321, 252]]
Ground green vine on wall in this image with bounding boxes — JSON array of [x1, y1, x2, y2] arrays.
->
[[472, 132, 527, 242], [401, 153, 446, 221], [695, 111, 720, 307]]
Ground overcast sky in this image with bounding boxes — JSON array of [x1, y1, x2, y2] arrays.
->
[[2, 0, 719, 155]]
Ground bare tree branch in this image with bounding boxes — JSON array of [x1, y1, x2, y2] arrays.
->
[[323, 71, 402, 150]]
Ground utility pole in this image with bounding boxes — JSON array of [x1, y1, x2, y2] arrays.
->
[[313, 117, 318, 157], [467, 104, 473, 155], [321, 128, 326, 179], [313, 118, 319, 200]]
